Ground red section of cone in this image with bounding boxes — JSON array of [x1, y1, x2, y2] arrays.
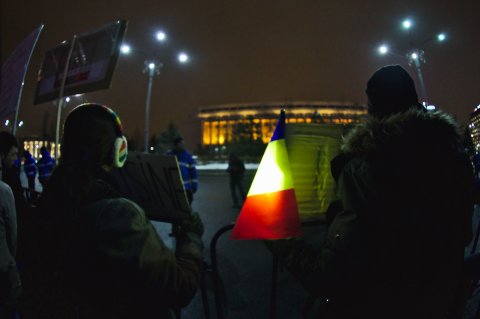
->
[[231, 189, 303, 240]]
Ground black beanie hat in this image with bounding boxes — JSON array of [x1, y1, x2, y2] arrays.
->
[[366, 65, 424, 118]]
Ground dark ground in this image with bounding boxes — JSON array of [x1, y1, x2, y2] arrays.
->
[[152, 171, 480, 319], [21, 170, 480, 318]]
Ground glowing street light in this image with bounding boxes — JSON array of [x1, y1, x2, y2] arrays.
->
[[120, 44, 131, 54], [402, 19, 412, 29], [178, 52, 189, 63], [378, 45, 388, 55], [156, 31, 167, 42], [18, 121, 24, 127], [120, 31, 190, 152], [375, 17, 447, 106], [4, 120, 10, 126]]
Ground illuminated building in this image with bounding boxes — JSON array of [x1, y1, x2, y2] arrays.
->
[[22, 138, 58, 159], [198, 101, 367, 145], [470, 105, 480, 152]]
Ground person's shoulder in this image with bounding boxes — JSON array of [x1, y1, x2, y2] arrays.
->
[[0, 180, 14, 198], [83, 198, 148, 229], [86, 197, 142, 214], [0, 181, 15, 210]]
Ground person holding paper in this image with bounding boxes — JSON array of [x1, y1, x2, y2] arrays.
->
[[19, 103, 204, 319]]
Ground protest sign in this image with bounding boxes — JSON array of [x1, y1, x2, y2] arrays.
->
[[34, 20, 127, 105], [110, 152, 191, 223]]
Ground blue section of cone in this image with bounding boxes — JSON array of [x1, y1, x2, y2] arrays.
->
[[270, 110, 285, 142]]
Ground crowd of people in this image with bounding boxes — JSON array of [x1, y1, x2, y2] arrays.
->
[[0, 65, 477, 318]]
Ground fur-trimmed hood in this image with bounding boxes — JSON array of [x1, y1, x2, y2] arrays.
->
[[341, 109, 463, 156]]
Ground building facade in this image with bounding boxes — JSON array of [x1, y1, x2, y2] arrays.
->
[[198, 101, 367, 146], [22, 138, 57, 159], [470, 105, 480, 152]]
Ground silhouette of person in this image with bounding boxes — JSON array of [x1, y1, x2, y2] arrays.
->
[[0, 150, 21, 317], [167, 137, 198, 205], [19, 104, 204, 319], [0, 132, 26, 213], [37, 146, 55, 188], [227, 153, 246, 208], [23, 150, 37, 191], [266, 65, 474, 319]]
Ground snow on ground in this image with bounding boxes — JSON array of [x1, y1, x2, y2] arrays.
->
[[195, 162, 259, 170]]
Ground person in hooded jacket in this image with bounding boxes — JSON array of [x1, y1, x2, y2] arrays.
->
[[18, 103, 204, 319], [167, 137, 198, 205], [23, 150, 37, 192], [36, 146, 54, 188], [266, 65, 474, 319]]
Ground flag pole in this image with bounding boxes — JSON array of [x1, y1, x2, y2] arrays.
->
[[12, 24, 44, 136], [54, 35, 77, 163]]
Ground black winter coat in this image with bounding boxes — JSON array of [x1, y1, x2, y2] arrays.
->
[[18, 177, 203, 319], [267, 109, 474, 319]]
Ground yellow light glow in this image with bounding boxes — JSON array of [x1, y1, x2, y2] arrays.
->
[[227, 121, 233, 142], [248, 139, 294, 196], [203, 122, 211, 145], [211, 122, 219, 144], [219, 121, 227, 145]]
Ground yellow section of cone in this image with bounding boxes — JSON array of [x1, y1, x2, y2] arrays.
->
[[247, 139, 294, 196]]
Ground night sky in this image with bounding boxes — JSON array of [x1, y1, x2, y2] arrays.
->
[[2, 0, 480, 149]]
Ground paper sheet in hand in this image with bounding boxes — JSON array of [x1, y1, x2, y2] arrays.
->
[[109, 152, 190, 223], [285, 124, 346, 222]]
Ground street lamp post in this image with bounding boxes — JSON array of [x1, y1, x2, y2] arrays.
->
[[120, 31, 189, 153], [408, 50, 429, 105], [144, 60, 162, 153], [377, 18, 446, 107]]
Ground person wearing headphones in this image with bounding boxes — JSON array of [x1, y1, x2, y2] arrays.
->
[[19, 103, 204, 319]]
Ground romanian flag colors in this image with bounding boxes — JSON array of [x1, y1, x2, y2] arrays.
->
[[231, 110, 303, 240]]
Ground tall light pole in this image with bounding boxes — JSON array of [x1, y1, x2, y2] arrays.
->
[[376, 18, 446, 107], [407, 49, 428, 105], [120, 31, 190, 153], [143, 60, 161, 153]]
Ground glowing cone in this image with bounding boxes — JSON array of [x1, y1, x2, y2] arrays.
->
[[231, 110, 302, 240]]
